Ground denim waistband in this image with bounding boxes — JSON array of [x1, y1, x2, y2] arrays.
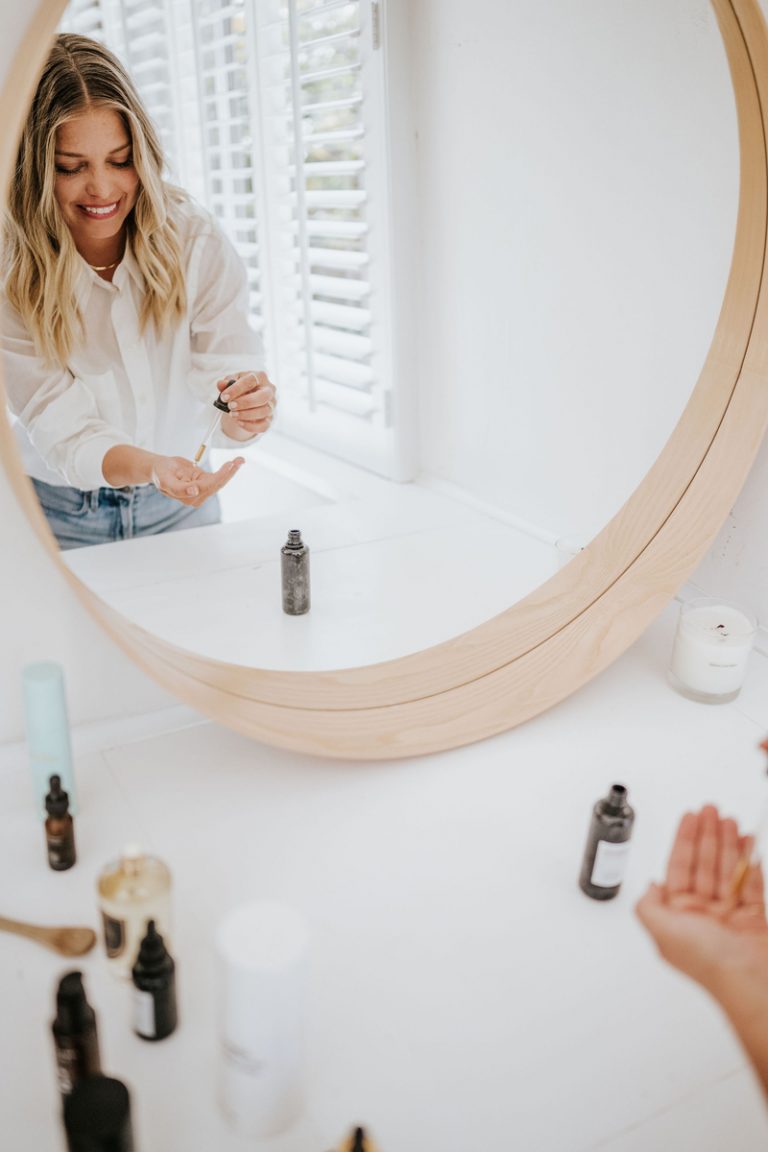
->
[[85, 484, 149, 509]]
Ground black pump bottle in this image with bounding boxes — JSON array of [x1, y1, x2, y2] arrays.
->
[[578, 784, 635, 900], [52, 971, 101, 1095], [131, 919, 178, 1041]]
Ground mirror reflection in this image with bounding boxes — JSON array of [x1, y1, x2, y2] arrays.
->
[[1, 0, 738, 670]]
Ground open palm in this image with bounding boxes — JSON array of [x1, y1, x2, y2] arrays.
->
[[636, 805, 768, 991]]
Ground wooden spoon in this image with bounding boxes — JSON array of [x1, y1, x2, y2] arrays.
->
[[0, 915, 97, 956]]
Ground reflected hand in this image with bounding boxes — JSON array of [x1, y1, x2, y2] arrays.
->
[[150, 453, 244, 508], [217, 370, 276, 442], [635, 805, 768, 993]]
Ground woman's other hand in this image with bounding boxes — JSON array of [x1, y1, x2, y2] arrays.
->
[[150, 454, 244, 507], [216, 371, 276, 442], [635, 805, 768, 993]]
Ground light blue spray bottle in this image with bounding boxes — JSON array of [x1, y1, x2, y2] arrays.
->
[[22, 661, 78, 815]]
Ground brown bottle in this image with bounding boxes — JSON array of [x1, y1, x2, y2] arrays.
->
[[45, 774, 76, 871]]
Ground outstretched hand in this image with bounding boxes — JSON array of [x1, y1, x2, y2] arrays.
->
[[635, 805, 768, 994], [150, 453, 244, 508]]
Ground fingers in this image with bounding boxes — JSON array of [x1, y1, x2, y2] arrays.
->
[[692, 804, 720, 900], [156, 456, 244, 507], [666, 811, 698, 894], [217, 372, 277, 432], [716, 817, 741, 901]]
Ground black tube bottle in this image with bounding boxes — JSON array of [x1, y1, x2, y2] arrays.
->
[[281, 529, 311, 615], [45, 774, 76, 871], [131, 920, 178, 1041], [63, 1075, 135, 1152], [52, 971, 101, 1096], [578, 784, 635, 900]]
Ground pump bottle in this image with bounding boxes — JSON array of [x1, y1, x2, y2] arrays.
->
[[52, 971, 101, 1096]]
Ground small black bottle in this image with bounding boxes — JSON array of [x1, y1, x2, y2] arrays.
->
[[45, 774, 76, 871], [131, 919, 178, 1041], [578, 784, 635, 900], [281, 529, 311, 615], [63, 1075, 135, 1152], [52, 971, 101, 1096]]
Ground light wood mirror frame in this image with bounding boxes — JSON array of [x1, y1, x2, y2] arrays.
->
[[2, 0, 768, 759]]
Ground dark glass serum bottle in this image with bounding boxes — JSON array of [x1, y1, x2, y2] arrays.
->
[[131, 919, 178, 1041], [45, 774, 76, 871], [52, 971, 101, 1096], [579, 784, 635, 900], [63, 1075, 135, 1152], [281, 529, 311, 615]]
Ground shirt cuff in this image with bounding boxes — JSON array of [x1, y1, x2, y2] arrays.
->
[[71, 434, 129, 490]]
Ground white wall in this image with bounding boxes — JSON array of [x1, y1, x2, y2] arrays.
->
[[0, 0, 765, 743], [409, 0, 739, 543]]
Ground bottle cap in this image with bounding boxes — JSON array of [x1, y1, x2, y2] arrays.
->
[[134, 919, 173, 974], [55, 971, 93, 1031], [63, 1075, 134, 1152], [45, 774, 70, 818]]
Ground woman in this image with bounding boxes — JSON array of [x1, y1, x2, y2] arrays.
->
[[1, 33, 276, 549]]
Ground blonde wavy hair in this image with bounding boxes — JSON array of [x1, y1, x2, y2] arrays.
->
[[2, 33, 187, 367]]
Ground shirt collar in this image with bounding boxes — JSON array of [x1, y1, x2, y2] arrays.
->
[[74, 237, 143, 303]]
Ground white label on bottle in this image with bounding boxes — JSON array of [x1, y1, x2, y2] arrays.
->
[[590, 839, 631, 887], [132, 988, 156, 1038]]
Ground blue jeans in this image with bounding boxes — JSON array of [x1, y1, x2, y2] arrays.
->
[[31, 478, 221, 551]]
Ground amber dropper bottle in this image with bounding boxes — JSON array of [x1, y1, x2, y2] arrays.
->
[[45, 774, 76, 871], [578, 784, 635, 900]]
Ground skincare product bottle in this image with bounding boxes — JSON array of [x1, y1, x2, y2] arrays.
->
[[22, 661, 78, 815], [63, 1075, 135, 1152], [45, 774, 76, 871], [579, 784, 635, 900], [97, 846, 172, 979], [338, 1126, 379, 1152], [216, 900, 309, 1137], [131, 919, 178, 1041], [52, 971, 101, 1096], [281, 530, 310, 615]]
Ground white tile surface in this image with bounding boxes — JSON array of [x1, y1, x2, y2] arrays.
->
[[2, 607, 768, 1151]]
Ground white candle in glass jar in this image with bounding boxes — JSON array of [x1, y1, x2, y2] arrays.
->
[[669, 599, 756, 701]]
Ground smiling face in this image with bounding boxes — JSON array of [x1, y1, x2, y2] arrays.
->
[[53, 106, 140, 264]]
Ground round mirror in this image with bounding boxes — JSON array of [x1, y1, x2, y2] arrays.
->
[[1, 0, 767, 756]]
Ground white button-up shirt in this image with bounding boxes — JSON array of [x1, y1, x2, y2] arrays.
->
[[1, 199, 264, 490]]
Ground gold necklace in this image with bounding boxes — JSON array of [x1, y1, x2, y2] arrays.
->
[[89, 259, 120, 271]]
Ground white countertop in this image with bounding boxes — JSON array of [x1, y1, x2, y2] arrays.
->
[[62, 478, 556, 670], [2, 603, 768, 1152]]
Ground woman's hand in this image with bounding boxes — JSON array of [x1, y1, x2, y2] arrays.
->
[[635, 805, 768, 993], [150, 454, 244, 507], [216, 371, 276, 442], [636, 804, 768, 1096]]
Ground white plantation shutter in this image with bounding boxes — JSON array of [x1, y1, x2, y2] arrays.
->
[[61, 0, 396, 475], [249, 0, 395, 472]]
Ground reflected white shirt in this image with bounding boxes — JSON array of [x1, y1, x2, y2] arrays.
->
[[1, 198, 264, 490]]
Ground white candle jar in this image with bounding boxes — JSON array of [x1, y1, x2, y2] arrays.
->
[[668, 597, 757, 703]]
